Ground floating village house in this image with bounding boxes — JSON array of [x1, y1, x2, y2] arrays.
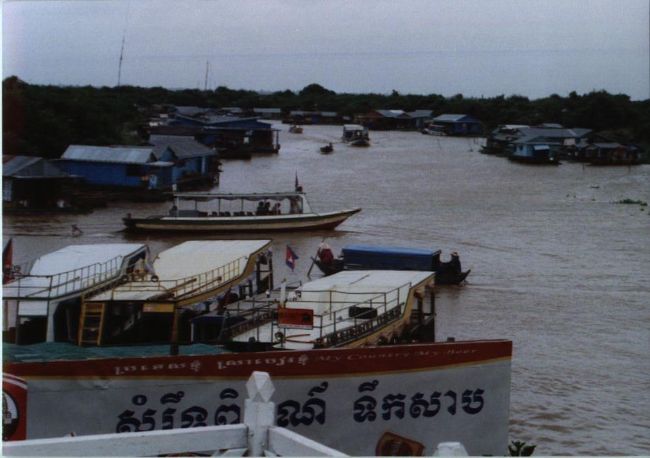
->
[[147, 135, 221, 187], [3, 155, 81, 210], [252, 108, 283, 120], [483, 125, 592, 157], [57, 140, 218, 191], [158, 108, 280, 155], [285, 110, 343, 125], [584, 142, 643, 165], [360, 109, 433, 130], [430, 114, 483, 136]]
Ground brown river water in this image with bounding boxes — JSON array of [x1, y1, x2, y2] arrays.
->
[[3, 124, 650, 455]]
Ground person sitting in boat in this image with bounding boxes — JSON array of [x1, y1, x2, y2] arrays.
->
[[256, 201, 265, 215], [169, 204, 178, 216], [272, 202, 281, 215], [264, 201, 271, 214], [317, 241, 335, 265], [448, 251, 462, 274]]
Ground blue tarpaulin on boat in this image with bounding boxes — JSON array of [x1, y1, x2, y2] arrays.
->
[[342, 245, 440, 271]]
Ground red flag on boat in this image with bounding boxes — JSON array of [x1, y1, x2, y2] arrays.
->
[[285, 245, 299, 271]]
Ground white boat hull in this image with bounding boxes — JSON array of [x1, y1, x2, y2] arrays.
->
[[4, 340, 512, 456], [123, 209, 361, 232]]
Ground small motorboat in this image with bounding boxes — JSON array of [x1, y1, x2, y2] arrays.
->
[[288, 125, 303, 134], [349, 137, 370, 147], [320, 143, 334, 154]]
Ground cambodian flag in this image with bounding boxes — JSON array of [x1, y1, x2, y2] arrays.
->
[[285, 245, 299, 271]]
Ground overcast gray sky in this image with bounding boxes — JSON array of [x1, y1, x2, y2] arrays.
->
[[3, 0, 649, 99]]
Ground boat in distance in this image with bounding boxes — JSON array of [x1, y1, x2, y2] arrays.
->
[[122, 191, 361, 233]]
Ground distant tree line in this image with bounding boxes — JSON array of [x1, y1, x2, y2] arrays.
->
[[4, 76, 650, 158]]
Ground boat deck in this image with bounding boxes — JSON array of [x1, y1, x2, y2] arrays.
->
[[3, 342, 230, 363], [231, 270, 433, 350]]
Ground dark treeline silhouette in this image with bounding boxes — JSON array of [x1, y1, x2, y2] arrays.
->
[[4, 77, 649, 158]]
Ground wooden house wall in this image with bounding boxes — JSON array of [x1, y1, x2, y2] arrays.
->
[[58, 162, 173, 189]]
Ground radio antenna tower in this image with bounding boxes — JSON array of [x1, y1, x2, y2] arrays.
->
[[204, 61, 210, 91], [117, 1, 131, 87]]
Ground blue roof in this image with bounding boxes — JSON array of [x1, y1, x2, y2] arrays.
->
[[61, 145, 155, 164]]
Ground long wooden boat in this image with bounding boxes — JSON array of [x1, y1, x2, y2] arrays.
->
[[123, 191, 361, 233], [311, 244, 471, 285], [3, 339, 512, 455], [3, 245, 512, 455]]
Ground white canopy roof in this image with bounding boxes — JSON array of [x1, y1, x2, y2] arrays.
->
[[89, 240, 271, 302], [291, 270, 433, 315], [3, 244, 146, 301]]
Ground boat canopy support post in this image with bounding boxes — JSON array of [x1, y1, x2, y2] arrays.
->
[[430, 286, 436, 342], [170, 306, 180, 355]]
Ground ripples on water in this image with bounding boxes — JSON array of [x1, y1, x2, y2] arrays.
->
[[4, 124, 650, 455]]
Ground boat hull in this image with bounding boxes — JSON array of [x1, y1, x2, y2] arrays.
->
[[508, 155, 559, 165], [123, 208, 361, 233], [3, 340, 512, 456]]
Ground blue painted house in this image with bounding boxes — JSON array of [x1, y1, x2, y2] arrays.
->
[[165, 114, 280, 154], [431, 114, 483, 136], [58, 140, 219, 190], [58, 145, 174, 189], [148, 135, 219, 185]]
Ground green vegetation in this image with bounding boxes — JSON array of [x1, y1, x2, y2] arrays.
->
[[4, 76, 650, 158]]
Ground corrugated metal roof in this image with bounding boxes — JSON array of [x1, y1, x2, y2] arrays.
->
[[3, 155, 71, 178], [61, 145, 155, 164], [374, 109, 406, 118], [253, 108, 282, 114], [590, 142, 623, 149], [148, 135, 216, 160], [513, 127, 592, 143], [174, 106, 208, 116], [433, 114, 477, 123], [407, 110, 433, 118]]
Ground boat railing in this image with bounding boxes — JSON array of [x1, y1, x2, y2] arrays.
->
[[222, 299, 278, 341], [270, 281, 413, 347], [115, 256, 247, 302], [4, 255, 127, 300]]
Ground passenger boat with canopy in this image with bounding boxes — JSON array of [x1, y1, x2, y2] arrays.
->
[[2, 243, 148, 345], [3, 241, 512, 455], [122, 191, 361, 233], [310, 244, 471, 285]]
